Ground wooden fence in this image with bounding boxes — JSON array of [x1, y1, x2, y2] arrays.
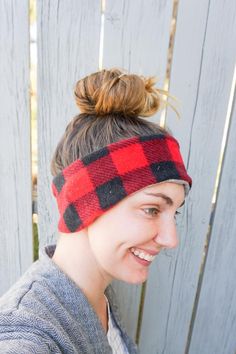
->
[[0, 1, 236, 353]]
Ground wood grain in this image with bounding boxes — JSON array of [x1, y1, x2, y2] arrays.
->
[[139, 0, 236, 353], [0, 0, 32, 295]]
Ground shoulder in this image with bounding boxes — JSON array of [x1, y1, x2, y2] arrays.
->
[[0, 261, 54, 346], [0, 259, 43, 313], [0, 259, 63, 350], [0, 245, 66, 314], [0, 337, 54, 353], [0, 256, 106, 353]]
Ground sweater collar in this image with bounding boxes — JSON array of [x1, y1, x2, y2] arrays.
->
[[39, 244, 138, 353], [39, 244, 112, 353]]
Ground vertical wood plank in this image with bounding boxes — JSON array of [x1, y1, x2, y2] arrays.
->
[[0, 0, 33, 295], [103, 0, 173, 341], [188, 87, 236, 354], [139, 0, 236, 353], [37, 0, 101, 246]]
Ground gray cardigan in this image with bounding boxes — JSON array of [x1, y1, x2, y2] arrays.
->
[[0, 245, 139, 354]]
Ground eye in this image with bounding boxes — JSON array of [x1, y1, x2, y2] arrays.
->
[[174, 211, 181, 220], [143, 207, 160, 217]]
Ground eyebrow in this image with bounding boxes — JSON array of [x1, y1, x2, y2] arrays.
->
[[143, 192, 185, 208]]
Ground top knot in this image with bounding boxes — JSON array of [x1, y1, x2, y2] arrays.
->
[[74, 68, 177, 118]]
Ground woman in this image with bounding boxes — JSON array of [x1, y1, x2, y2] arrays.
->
[[0, 68, 192, 353]]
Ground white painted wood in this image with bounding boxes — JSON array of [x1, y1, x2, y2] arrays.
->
[[0, 0, 32, 295], [37, 0, 101, 246], [188, 88, 236, 354], [103, 0, 173, 341], [103, 0, 173, 123], [139, 0, 236, 353]]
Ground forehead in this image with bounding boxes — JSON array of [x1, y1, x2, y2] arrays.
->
[[139, 181, 184, 192], [129, 181, 185, 205]]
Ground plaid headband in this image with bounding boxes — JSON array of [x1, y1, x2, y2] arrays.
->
[[52, 134, 192, 233]]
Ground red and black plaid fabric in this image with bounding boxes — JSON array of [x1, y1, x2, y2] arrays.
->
[[52, 134, 192, 233]]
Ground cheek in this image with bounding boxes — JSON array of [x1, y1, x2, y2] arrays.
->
[[88, 207, 156, 255], [115, 220, 156, 252]]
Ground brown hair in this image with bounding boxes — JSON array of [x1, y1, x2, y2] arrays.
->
[[51, 68, 177, 176]]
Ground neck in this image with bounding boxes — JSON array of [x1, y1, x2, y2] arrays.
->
[[52, 231, 110, 331]]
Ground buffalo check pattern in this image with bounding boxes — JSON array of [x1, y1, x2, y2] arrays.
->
[[52, 134, 192, 233]]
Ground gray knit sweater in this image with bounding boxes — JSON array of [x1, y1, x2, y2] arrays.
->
[[0, 245, 139, 354]]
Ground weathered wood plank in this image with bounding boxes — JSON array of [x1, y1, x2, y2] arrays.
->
[[103, 0, 173, 341], [37, 0, 101, 246], [0, 0, 32, 295], [139, 0, 236, 353], [189, 84, 236, 354]]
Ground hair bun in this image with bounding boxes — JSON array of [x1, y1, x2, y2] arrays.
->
[[74, 68, 176, 118]]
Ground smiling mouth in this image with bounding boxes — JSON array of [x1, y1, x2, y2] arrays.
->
[[130, 247, 157, 262]]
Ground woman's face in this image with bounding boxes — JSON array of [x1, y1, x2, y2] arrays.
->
[[87, 182, 185, 285]]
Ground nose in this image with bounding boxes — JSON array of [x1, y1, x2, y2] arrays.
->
[[153, 216, 179, 249]]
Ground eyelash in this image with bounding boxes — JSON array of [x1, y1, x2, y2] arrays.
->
[[143, 208, 181, 218]]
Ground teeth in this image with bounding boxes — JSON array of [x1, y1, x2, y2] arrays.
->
[[131, 247, 156, 262]]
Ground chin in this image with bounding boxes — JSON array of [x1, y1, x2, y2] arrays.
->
[[111, 265, 149, 284], [129, 279, 146, 285], [121, 273, 148, 285], [121, 279, 146, 286]]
